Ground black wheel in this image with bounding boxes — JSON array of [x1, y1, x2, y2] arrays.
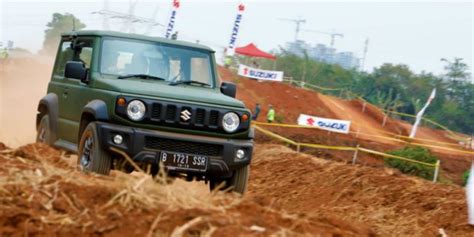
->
[[210, 165, 249, 194], [36, 115, 53, 145], [78, 122, 112, 175]]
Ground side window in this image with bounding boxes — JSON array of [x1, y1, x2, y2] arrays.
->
[[74, 39, 94, 69], [53, 41, 73, 76]]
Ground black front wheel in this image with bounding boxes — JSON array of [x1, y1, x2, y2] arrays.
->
[[210, 165, 249, 194], [78, 122, 112, 175]]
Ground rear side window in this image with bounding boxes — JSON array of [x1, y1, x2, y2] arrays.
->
[[53, 38, 94, 77], [53, 41, 73, 76]]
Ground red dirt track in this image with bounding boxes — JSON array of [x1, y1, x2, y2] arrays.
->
[[218, 66, 473, 184]]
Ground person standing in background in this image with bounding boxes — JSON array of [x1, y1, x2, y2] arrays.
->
[[267, 105, 275, 123], [252, 103, 261, 120]]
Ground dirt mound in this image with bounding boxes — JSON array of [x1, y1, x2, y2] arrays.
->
[[249, 144, 474, 236], [0, 143, 373, 236], [218, 66, 473, 184], [218, 66, 463, 147]]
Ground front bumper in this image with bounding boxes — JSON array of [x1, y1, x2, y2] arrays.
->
[[95, 122, 254, 178]]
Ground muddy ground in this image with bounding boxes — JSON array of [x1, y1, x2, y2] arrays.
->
[[0, 143, 473, 236]]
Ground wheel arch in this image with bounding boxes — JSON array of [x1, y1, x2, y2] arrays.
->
[[78, 100, 109, 142]]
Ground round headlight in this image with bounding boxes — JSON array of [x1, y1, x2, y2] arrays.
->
[[127, 100, 146, 121], [222, 112, 240, 133]]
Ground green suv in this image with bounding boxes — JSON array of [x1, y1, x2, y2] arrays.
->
[[36, 31, 253, 194]]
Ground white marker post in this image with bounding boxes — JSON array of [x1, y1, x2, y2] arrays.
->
[[410, 88, 436, 138], [467, 161, 474, 225]]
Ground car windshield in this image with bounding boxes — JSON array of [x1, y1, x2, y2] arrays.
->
[[100, 38, 214, 87]]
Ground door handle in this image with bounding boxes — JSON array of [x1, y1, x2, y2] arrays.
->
[[63, 87, 69, 98]]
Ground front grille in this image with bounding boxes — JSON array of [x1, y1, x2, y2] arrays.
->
[[165, 105, 177, 121], [145, 137, 223, 156], [195, 108, 205, 125], [115, 97, 246, 133], [151, 103, 162, 120], [209, 110, 219, 126]]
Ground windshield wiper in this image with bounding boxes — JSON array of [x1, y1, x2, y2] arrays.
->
[[118, 74, 166, 81], [169, 80, 211, 87]]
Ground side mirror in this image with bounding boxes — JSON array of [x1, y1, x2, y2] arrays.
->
[[65, 61, 89, 83], [221, 82, 237, 98]]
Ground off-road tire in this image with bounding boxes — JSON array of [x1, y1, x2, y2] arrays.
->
[[78, 122, 112, 175], [210, 165, 249, 194], [36, 115, 53, 145]]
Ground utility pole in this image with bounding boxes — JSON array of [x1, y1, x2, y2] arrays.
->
[[278, 17, 306, 41], [92, 0, 164, 34]]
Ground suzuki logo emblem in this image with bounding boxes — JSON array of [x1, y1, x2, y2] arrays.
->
[[180, 109, 191, 121]]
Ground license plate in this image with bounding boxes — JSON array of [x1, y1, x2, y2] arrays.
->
[[159, 151, 208, 172]]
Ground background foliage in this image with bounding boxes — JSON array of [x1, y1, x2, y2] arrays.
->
[[259, 51, 474, 135], [385, 146, 439, 180], [42, 13, 86, 54]]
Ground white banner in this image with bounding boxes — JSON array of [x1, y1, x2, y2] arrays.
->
[[164, 0, 180, 39], [410, 88, 436, 138], [238, 64, 284, 81], [226, 3, 245, 55], [297, 114, 351, 134]]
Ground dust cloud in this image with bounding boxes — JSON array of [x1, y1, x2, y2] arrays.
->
[[0, 57, 53, 147]]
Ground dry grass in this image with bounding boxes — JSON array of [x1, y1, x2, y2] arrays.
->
[[0, 145, 245, 236]]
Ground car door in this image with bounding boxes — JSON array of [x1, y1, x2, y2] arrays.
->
[[51, 40, 74, 143], [60, 37, 96, 143]]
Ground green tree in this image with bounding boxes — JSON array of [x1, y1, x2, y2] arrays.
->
[[42, 13, 86, 54], [441, 58, 470, 82]]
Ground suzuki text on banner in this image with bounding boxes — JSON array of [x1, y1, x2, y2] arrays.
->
[[164, 0, 180, 39], [238, 64, 284, 82], [226, 3, 245, 56], [297, 114, 351, 134]]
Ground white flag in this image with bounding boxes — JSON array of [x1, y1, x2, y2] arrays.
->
[[226, 3, 245, 56], [467, 161, 474, 225], [409, 88, 436, 138], [164, 0, 180, 39]]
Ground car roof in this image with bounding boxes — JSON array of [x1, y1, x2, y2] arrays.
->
[[62, 30, 215, 52]]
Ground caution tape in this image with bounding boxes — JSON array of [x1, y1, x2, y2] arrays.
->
[[254, 121, 473, 155], [357, 147, 437, 167], [384, 110, 468, 141], [282, 79, 345, 92], [253, 125, 298, 146], [254, 125, 439, 169], [299, 143, 357, 151]]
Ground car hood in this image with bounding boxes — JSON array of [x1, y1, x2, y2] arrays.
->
[[94, 78, 245, 108]]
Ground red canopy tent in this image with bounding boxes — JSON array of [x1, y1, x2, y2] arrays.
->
[[235, 43, 276, 60]]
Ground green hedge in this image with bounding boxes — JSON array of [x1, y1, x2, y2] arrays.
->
[[385, 146, 438, 180]]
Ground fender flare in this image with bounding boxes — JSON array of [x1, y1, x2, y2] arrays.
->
[[37, 93, 59, 142], [79, 100, 109, 141], [81, 100, 109, 121]]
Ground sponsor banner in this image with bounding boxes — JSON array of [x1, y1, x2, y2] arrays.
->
[[227, 3, 245, 55], [297, 114, 351, 134], [238, 64, 284, 81], [164, 0, 180, 39]]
